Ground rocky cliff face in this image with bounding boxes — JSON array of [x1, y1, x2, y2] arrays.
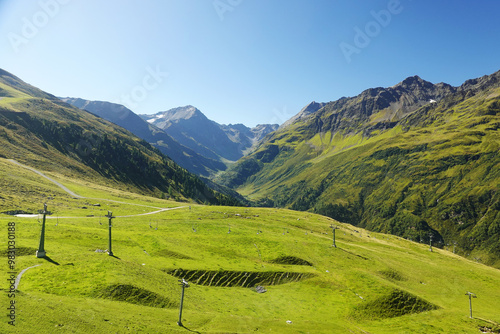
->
[[279, 76, 457, 138]]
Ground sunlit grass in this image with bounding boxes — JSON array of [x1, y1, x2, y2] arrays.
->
[[1, 164, 500, 333]]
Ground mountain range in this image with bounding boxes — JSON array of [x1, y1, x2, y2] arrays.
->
[[61, 100, 278, 178], [0, 68, 238, 206], [2, 66, 500, 268], [59, 98, 228, 178], [217, 70, 500, 267], [141, 106, 278, 163]]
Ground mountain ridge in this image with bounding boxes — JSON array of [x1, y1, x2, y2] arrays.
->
[[0, 68, 238, 206], [60, 98, 226, 177], [218, 69, 500, 267], [142, 105, 278, 163]]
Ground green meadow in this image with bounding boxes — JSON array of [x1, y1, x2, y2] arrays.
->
[[1, 159, 500, 333]]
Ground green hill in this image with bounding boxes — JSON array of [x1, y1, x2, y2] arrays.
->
[[0, 68, 238, 206], [1, 160, 499, 333], [217, 70, 500, 268]]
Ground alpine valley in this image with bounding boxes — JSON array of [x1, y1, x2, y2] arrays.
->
[[217, 70, 500, 268], [1, 67, 500, 333], [61, 98, 278, 178], [0, 68, 238, 207]]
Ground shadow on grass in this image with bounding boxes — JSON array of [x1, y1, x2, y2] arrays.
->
[[109, 254, 121, 260], [41, 256, 60, 265], [178, 324, 201, 333], [338, 248, 369, 260]]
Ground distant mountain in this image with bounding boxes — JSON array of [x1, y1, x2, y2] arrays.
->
[[0, 68, 239, 206], [61, 98, 226, 177], [218, 70, 500, 267], [141, 106, 278, 162]]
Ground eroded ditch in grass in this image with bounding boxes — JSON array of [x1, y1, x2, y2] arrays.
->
[[155, 248, 194, 260], [268, 255, 313, 266], [166, 268, 316, 288]]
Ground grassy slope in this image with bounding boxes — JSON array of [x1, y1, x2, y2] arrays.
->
[[229, 85, 500, 267], [0, 80, 238, 206], [1, 159, 500, 333]]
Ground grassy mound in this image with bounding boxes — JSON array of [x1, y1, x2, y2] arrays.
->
[[155, 248, 193, 259], [95, 284, 176, 308], [167, 268, 315, 287], [378, 268, 407, 282], [268, 255, 313, 266], [353, 289, 439, 320]]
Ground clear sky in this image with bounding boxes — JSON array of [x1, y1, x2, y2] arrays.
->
[[1, 0, 499, 127]]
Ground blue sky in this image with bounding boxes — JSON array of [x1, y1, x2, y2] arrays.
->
[[1, 0, 499, 127]]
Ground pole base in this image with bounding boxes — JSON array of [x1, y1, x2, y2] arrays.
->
[[177, 321, 183, 327], [108, 251, 114, 256], [36, 250, 46, 258]]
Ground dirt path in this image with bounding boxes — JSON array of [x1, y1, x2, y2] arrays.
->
[[8, 159, 82, 198], [7, 159, 187, 218], [15, 264, 42, 290]]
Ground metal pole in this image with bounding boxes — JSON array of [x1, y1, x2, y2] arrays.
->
[[469, 294, 472, 318], [36, 204, 47, 258], [107, 211, 113, 256], [333, 226, 336, 247], [330, 224, 337, 248], [177, 279, 189, 326], [465, 291, 477, 318]]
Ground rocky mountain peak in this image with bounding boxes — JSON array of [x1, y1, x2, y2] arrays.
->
[[300, 101, 326, 114], [280, 101, 326, 129], [279, 74, 459, 135], [142, 106, 279, 163], [392, 75, 435, 91], [155, 105, 205, 122]]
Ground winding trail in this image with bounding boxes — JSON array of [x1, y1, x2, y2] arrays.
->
[[15, 264, 42, 290], [6, 160, 188, 289], [6, 159, 187, 218], [8, 159, 82, 198]]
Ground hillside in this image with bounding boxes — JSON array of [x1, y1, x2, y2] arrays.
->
[[1, 161, 499, 333], [142, 106, 278, 163], [60, 98, 226, 177], [0, 68, 238, 206], [217, 70, 500, 268]]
